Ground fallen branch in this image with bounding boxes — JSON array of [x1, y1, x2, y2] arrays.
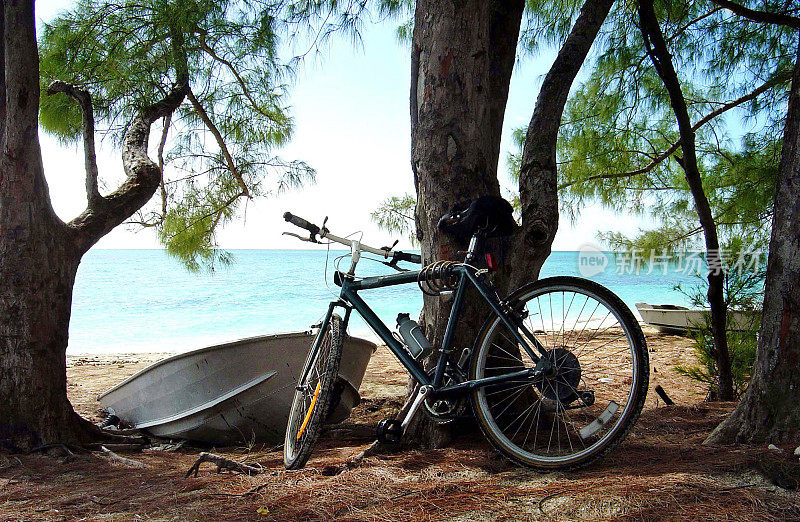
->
[[321, 439, 399, 477], [100, 446, 147, 469], [145, 440, 186, 452], [94, 443, 145, 453], [185, 452, 264, 477]]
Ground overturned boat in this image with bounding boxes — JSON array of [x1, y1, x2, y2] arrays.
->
[[98, 332, 375, 445]]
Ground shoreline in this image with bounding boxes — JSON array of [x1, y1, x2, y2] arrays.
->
[[67, 327, 705, 423]]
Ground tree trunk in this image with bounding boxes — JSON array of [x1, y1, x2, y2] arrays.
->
[[406, 0, 615, 446], [0, 1, 187, 451], [706, 35, 800, 444], [408, 0, 525, 446], [639, 0, 735, 400], [510, 0, 615, 290], [0, 0, 97, 451]]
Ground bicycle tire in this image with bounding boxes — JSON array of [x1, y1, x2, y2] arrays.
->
[[470, 276, 648, 470], [284, 314, 344, 469]]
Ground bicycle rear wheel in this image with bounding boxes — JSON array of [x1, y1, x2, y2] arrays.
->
[[470, 276, 648, 469], [284, 313, 344, 469]]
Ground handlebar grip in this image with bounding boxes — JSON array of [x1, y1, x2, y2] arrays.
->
[[393, 251, 422, 264], [283, 212, 320, 236]]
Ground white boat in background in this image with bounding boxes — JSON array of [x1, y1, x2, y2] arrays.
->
[[635, 303, 760, 334], [98, 332, 375, 445]]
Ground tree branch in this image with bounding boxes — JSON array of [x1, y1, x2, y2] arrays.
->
[[46, 81, 102, 206], [68, 80, 189, 250], [710, 0, 800, 29], [197, 33, 281, 123], [516, 0, 615, 262], [558, 71, 791, 190], [186, 86, 251, 198], [157, 113, 172, 219]]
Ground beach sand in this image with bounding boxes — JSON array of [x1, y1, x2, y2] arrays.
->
[[3, 328, 795, 521], [66, 326, 704, 423]]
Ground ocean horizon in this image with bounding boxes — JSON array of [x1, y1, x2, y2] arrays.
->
[[68, 248, 707, 354]]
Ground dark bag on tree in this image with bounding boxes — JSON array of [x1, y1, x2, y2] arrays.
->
[[437, 196, 517, 241]]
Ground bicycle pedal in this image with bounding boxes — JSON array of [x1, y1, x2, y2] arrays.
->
[[376, 418, 403, 444]]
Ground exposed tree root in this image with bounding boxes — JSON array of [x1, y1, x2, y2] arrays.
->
[[29, 443, 81, 457], [99, 446, 146, 469], [319, 440, 400, 477], [185, 452, 264, 477]]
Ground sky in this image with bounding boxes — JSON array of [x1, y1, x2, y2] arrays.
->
[[35, 2, 650, 252]]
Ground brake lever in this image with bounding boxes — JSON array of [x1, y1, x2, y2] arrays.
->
[[282, 231, 318, 243], [382, 252, 411, 272], [381, 239, 399, 253], [383, 258, 409, 272]]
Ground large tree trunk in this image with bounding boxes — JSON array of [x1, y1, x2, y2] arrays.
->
[[706, 35, 800, 444], [639, 0, 735, 400], [408, 0, 525, 446], [406, 0, 615, 446], [0, 0, 95, 451], [0, 1, 187, 451]]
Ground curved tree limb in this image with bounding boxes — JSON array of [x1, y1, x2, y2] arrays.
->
[[558, 70, 791, 190], [511, 0, 615, 288], [640, 0, 734, 400], [186, 86, 251, 198], [46, 81, 102, 207], [67, 79, 189, 251], [710, 0, 800, 29]]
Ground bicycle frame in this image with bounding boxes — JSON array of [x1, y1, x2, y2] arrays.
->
[[300, 240, 549, 399]]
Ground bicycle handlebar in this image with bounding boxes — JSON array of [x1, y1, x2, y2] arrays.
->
[[393, 251, 422, 264], [283, 211, 421, 265], [283, 212, 320, 236]]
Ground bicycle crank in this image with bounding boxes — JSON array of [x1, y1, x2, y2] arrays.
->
[[375, 385, 433, 444]]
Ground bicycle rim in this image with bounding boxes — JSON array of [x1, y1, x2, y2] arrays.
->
[[284, 314, 343, 469], [471, 277, 648, 469]]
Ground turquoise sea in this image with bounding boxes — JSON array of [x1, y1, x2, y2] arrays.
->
[[68, 249, 705, 354]]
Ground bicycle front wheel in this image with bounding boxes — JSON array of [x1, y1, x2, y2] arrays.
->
[[470, 276, 648, 469], [284, 313, 344, 469]]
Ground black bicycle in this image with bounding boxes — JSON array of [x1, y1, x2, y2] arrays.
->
[[282, 196, 649, 470]]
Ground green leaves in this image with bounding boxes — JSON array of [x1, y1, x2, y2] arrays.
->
[[370, 194, 417, 243], [552, 0, 792, 246], [39, 0, 317, 270]]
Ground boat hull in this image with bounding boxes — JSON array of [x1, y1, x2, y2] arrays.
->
[[98, 332, 375, 444], [635, 303, 760, 334]]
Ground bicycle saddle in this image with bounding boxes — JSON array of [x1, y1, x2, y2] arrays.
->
[[437, 196, 517, 240]]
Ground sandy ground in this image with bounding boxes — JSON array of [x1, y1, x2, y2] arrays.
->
[[1, 327, 798, 520], [64, 326, 706, 423]]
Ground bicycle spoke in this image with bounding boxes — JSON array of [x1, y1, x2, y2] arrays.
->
[[473, 279, 647, 468]]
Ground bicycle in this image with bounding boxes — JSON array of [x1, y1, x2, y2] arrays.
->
[[282, 196, 649, 470]]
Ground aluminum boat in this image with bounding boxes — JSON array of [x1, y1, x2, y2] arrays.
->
[[98, 331, 375, 444]]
